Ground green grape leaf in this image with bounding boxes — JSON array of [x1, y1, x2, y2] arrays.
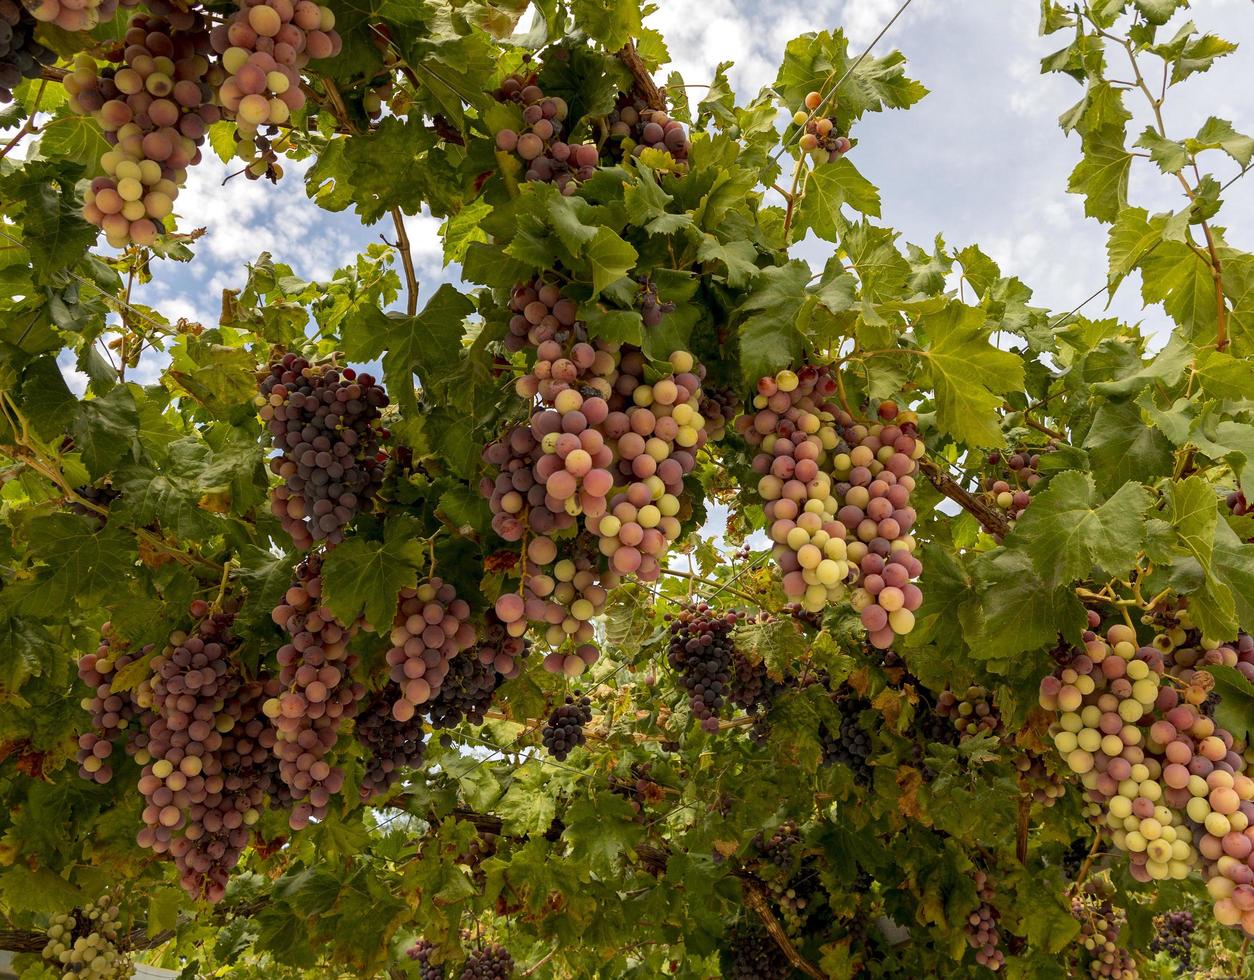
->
[[1067, 127, 1132, 222], [792, 158, 882, 242], [1081, 399, 1174, 495], [320, 519, 426, 631], [918, 302, 1026, 448]]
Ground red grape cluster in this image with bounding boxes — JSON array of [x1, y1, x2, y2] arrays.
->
[[76, 628, 153, 784], [0, 0, 54, 103], [493, 553, 608, 677], [607, 91, 690, 163], [1015, 751, 1066, 807], [493, 73, 597, 194], [964, 871, 1005, 973], [459, 944, 514, 980], [266, 555, 365, 829], [834, 402, 924, 649], [666, 605, 739, 733], [985, 444, 1054, 523], [1039, 614, 1254, 937], [65, 6, 218, 247], [738, 366, 849, 612], [541, 693, 592, 761], [25, 0, 120, 34], [793, 91, 851, 162], [502, 276, 592, 358], [258, 353, 389, 550], [354, 683, 426, 800], [474, 610, 529, 680], [699, 385, 741, 442], [40, 895, 130, 980], [208, 0, 340, 169], [384, 577, 475, 720]]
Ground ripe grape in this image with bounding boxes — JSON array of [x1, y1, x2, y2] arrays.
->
[[65, 6, 218, 246], [739, 365, 850, 612], [699, 385, 741, 443], [983, 442, 1056, 530], [268, 554, 365, 829], [459, 944, 514, 979], [24, 0, 119, 34], [606, 90, 691, 165], [541, 693, 592, 761], [407, 939, 445, 980], [258, 353, 389, 550], [385, 577, 476, 716], [0, 0, 54, 104], [355, 683, 427, 800], [936, 685, 1002, 739], [793, 94, 851, 162], [76, 627, 154, 784], [425, 644, 500, 729], [493, 73, 595, 194], [208, 0, 339, 167], [636, 276, 676, 327], [821, 695, 874, 785], [666, 605, 739, 732], [1071, 884, 1137, 979]]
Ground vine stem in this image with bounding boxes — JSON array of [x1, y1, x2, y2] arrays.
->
[[0, 79, 47, 161], [918, 458, 1011, 538], [1068, 829, 1105, 896], [391, 205, 419, 315], [520, 948, 557, 976], [656, 566, 762, 605], [615, 40, 665, 110], [738, 877, 826, 980]]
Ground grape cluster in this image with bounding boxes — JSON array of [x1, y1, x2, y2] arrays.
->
[[739, 365, 850, 612], [700, 385, 741, 442], [729, 649, 783, 738], [721, 921, 791, 980], [407, 940, 445, 980], [474, 610, 529, 680], [1071, 883, 1136, 979], [541, 693, 592, 761], [208, 0, 340, 169], [65, 5, 218, 247], [384, 577, 476, 720], [1015, 751, 1066, 807], [76, 628, 153, 783], [936, 685, 1002, 740], [985, 444, 1054, 524], [1149, 908, 1193, 968], [355, 683, 427, 800], [0, 0, 53, 103], [1061, 837, 1091, 880], [606, 90, 690, 163], [459, 944, 514, 979], [793, 90, 851, 162], [266, 555, 365, 828], [41, 896, 129, 980], [132, 608, 283, 901], [1040, 617, 1254, 938], [666, 605, 739, 732], [258, 354, 389, 550], [425, 645, 500, 729], [834, 402, 924, 648], [963, 871, 1005, 972], [25, 0, 118, 34], [822, 697, 874, 785], [493, 561, 606, 677], [637, 276, 675, 328], [755, 822, 818, 933], [493, 73, 597, 193]]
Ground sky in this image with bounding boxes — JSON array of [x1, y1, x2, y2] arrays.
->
[[44, 0, 1254, 389]]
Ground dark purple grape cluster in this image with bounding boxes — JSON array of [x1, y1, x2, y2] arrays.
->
[[459, 944, 513, 979], [76, 628, 154, 783], [637, 277, 675, 328], [606, 91, 690, 163], [1061, 838, 1089, 880], [407, 939, 445, 980], [1149, 908, 1194, 968], [936, 685, 1002, 740], [0, 0, 54, 104], [721, 921, 791, 980], [666, 605, 739, 732], [821, 697, 874, 786], [266, 554, 365, 828], [493, 73, 597, 195], [355, 683, 426, 800], [541, 693, 592, 761], [425, 646, 501, 729], [258, 353, 388, 550]]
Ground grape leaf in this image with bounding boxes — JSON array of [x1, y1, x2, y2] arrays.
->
[[1005, 473, 1150, 583], [1067, 127, 1132, 222], [320, 519, 426, 631]]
